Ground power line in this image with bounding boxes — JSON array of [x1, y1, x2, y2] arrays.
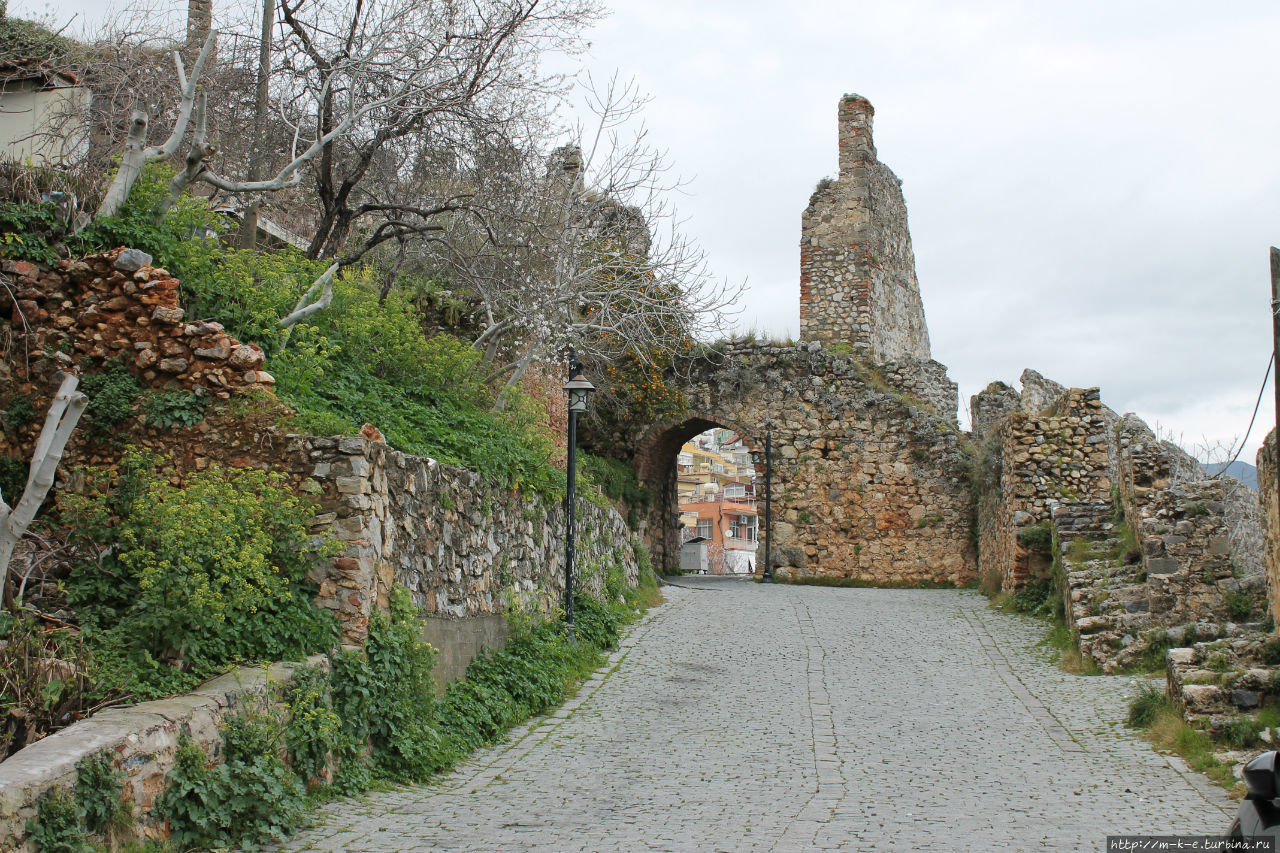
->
[[1209, 352, 1273, 478]]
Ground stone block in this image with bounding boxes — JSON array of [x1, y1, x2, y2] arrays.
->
[[1181, 684, 1221, 711], [114, 248, 153, 272], [1231, 689, 1261, 710], [151, 306, 184, 324]]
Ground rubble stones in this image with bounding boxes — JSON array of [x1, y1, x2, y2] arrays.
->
[[5, 249, 277, 399]]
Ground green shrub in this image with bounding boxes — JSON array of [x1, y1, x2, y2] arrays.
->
[[1127, 682, 1170, 728], [580, 453, 651, 507], [75, 749, 129, 838], [4, 393, 35, 433], [283, 665, 342, 786], [78, 359, 142, 439], [330, 587, 441, 783], [1262, 638, 1280, 666], [142, 390, 206, 429], [0, 201, 65, 264], [1183, 500, 1210, 518], [111, 466, 330, 667], [1223, 716, 1264, 750], [1010, 579, 1053, 616], [0, 455, 25, 507], [64, 461, 335, 700], [1225, 591, 1255, 622], [1016, 524, 1053, 555], [157, 717, 305, 852]]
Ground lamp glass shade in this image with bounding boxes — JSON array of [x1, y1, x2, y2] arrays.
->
[[563, 374, 595, 413]]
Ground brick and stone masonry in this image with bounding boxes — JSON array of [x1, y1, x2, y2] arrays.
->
[[799, 94, 931, 362]]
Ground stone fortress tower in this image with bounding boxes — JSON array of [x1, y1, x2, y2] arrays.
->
[[799, 94, 931, 362]]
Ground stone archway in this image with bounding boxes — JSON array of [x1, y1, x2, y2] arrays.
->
[[599, 94, 978, 585], [622, 343, 976, 584]]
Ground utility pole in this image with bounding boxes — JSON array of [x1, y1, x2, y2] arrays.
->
[[1270, 248, 1280, 515]]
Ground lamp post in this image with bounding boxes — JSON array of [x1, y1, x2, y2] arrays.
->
[[562, 348, 595, 635], [750, 432, 773, 583]]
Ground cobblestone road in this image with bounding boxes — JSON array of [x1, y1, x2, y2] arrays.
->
[[278, 578, 1234, 852]]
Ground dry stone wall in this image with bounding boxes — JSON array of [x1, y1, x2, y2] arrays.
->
[[282, 434, 637, 643], [1, 249, 274, 395], [799, 95, 931, 362]]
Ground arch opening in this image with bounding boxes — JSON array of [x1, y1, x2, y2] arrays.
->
[[637, 416, 764, 575]]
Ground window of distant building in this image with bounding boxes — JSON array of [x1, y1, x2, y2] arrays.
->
[[724, 484, 746, 498], [729, 515, 757, 541], [697, 519, 713, 539]]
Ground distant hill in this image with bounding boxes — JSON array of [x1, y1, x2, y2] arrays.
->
[[1202, 461, 1258, 490]]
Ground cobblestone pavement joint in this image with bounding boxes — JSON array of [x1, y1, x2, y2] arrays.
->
[[276, 578, 1235, 852]]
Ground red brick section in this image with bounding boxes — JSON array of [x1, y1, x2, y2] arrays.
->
[[2, 249, 271, 397], [837, 93, 876, 173]]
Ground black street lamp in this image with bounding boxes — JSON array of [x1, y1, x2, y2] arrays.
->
[[562, 348, 595, 634], [750, 432, 773, 583]]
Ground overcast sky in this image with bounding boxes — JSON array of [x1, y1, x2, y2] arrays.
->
[[17, 0, 1280, 464]]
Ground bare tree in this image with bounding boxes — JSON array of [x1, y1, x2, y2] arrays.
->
[[0, 374, 87, 597], [436, 75, 743, 407], [270, 0, 599, 264], [79, 0, 601, 326], [93, 29, 218, 221]]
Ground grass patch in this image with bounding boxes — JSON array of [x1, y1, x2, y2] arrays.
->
[[1128, 689, 1243, 792]]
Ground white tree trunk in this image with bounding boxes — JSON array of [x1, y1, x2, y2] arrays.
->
[[278, 262, 340, 329], [0, 374, 88, 600], [92, 31, 217, 222]]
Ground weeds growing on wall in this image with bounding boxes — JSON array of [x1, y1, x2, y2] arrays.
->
[[24, 749, 132, 853]]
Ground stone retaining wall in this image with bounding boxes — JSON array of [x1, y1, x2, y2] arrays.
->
[[0, 657, 324, 852], [281, 434, 638, 644]]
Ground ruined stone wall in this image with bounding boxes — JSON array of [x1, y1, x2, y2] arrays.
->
[[970, 381, 1020, 442], [1067, 476, 1265, 673], [626, 342, 974, 585], [799, 95, 930, 362], [0, 250, 274, 395], [974, 386, 1113, 592]]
